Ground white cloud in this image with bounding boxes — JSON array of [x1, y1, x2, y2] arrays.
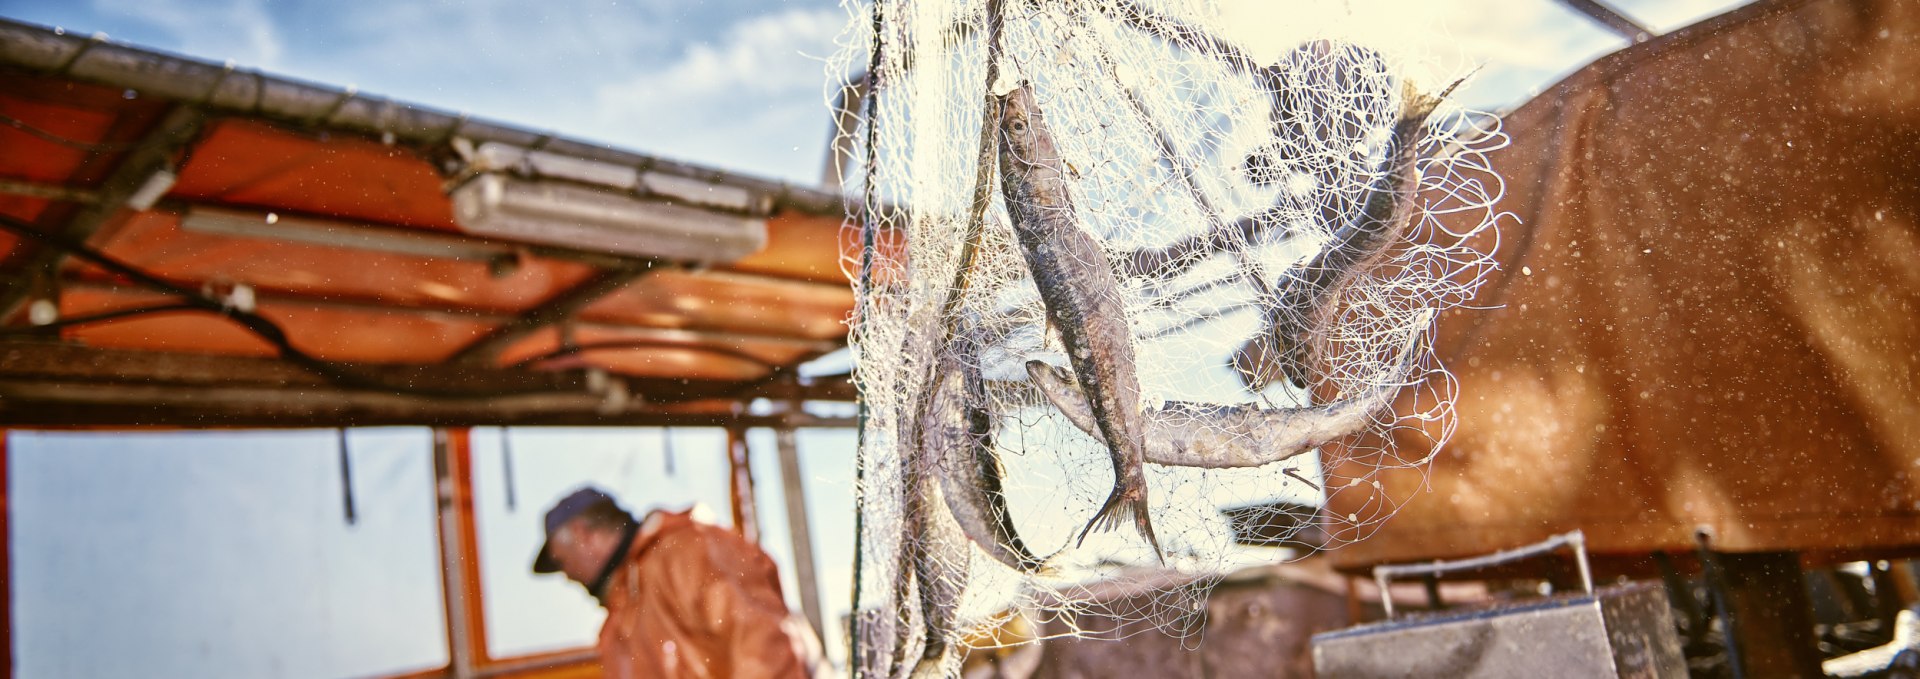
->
[[590, 7, 847, 183], [1216, 0, 1751, 109], [1216, 0, 1623, 109], [89, 0, 282, 68], [598, 6, 844, 103]]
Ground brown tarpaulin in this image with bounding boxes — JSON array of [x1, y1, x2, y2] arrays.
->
[[1327, 0, 1920, 568]]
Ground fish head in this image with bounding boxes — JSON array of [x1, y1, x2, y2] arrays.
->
[[996, 83, 1049, 164]]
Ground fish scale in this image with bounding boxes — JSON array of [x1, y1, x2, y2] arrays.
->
[[996, 82, 1162, 561]]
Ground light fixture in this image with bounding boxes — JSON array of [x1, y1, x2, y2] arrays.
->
[[447, 142, 770, 263], [124, 169, 177, 211]]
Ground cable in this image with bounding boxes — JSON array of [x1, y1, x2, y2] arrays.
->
[[0, 213, 573, 400], [338, 428, 358, 526], [1, 113, 147, 153], [500, 427, 518, 512]]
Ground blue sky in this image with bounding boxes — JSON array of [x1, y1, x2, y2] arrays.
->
[[9, 427, 860, 678], [0, 0, 1751, 186], [1, 0, 854, 184], [0, 0, 1751, 676]]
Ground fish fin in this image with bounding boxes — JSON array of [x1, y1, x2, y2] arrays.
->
[[1075, 485, 1166, 564], [1132, 493, 1165, 565]]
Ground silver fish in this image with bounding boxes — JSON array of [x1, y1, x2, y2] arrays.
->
[[905, 473, 966, 679], [921, 328, 1055, 574], [997, 83, 1161, 559], [892, 430, 967, 679], [1238, 79, 1455, 391], [1026, 359, 1395, 469]]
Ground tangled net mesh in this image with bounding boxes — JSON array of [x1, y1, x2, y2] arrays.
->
[[829, 0, 1506, 675]]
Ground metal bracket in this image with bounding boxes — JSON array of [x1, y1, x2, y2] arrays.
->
[[1374, 529, 1594, 618]]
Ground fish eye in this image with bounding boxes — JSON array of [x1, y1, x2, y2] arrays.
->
[[1009, 119, 1027, 134]]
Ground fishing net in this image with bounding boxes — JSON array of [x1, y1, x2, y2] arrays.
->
[[828, 0, 1506, 675]]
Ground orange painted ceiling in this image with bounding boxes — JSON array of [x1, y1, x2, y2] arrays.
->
[[0, 67, 858, 393]]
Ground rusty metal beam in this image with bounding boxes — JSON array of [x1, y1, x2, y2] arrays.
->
[[445, 264, 660, 365], [0, 105, 207, 322], [1554, 0, 1654, 40]]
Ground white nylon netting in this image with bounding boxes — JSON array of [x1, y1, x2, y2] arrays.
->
[[828, 1, 1506, 676]]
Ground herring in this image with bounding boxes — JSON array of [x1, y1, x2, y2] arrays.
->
[[996, 82, 1162, 560], [1026, 359, 1395, 469], [1237, 79, 1457, 391], [921, 327, 1056, 574]]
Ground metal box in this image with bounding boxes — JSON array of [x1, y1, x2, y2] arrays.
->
[[1312, 582, 1685, 678]]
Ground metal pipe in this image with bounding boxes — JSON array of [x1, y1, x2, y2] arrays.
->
[[0, 18, 847, 217], [776, 425, 827, 643], [435, 429, 491, 679], [169, 202, 855, 291], [499, 428, 517, 512], [1374, 530, 1592, 618], [434, 428, 481, 679]]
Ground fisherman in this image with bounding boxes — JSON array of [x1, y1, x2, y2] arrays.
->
[[533, 486, 825, 678]]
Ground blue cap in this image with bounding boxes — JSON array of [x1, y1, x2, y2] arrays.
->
[[532, 486, 620, 573]]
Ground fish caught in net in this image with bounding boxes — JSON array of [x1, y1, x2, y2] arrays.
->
[[828, 0, 1507, 675]]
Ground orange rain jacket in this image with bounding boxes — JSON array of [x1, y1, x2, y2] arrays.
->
[[596, 510, 813, 679]]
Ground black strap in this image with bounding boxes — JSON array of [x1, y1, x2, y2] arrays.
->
[[588, 520, 642, 601]]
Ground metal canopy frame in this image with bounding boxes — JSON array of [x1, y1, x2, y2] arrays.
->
[[0, 17, 863, 430], [0, 18, 860, 677]]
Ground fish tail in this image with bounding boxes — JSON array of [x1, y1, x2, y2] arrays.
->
[[1131, 493, 1165, 564], [1076, 483, 1166, 563]]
